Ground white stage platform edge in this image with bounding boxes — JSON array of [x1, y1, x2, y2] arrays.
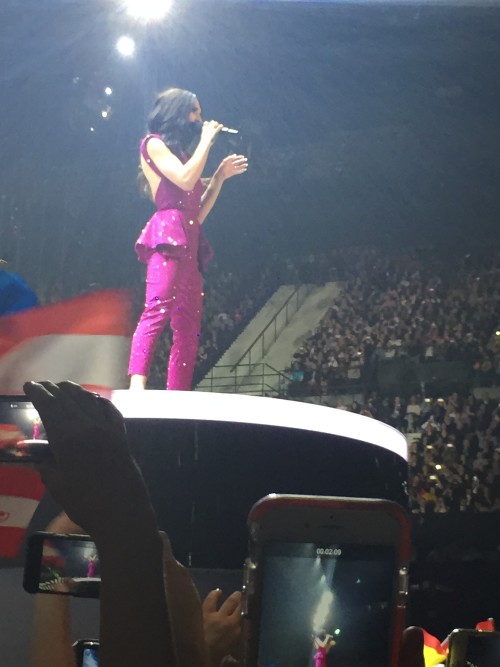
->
[[111, 391, 407, 461]]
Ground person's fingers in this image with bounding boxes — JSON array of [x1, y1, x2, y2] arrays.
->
[[399, 626, 425, 667], [23, 380, 57, 406], [57, 381, 124, 427], [202, 588, 222, 614], [219, 590, 242, 616], [24, 381, 81, 432]]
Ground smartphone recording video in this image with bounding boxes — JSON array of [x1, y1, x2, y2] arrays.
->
[[24, 533, 100, 598], [73, 640, 99, 667], [0, 396, 49, 463], [244, 495, 410, 667], [256, 542, 396, 667]]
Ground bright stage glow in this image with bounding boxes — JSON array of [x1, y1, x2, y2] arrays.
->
[[312, 589, 334, 633], [125, 0, 172, 22], [116, 35, 136, 57], [111, 391, 408, 460], [104, 87, 113, 96], [25, 407, 39, 423]]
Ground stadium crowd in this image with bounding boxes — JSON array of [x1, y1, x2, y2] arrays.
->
[[288, 247, 500, 396], [338, 392, 500, 515]]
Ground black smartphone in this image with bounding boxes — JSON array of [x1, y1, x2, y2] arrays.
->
[[24, 532, 100, 598], [242, 495, 411, 667], [0, 396, 50, 463], [73, 640, 99, 667], [447, 629, 500, 667]]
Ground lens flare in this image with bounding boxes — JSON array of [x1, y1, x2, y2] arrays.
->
[[125, 0, 172, 22], [116, 36, 136, 57]]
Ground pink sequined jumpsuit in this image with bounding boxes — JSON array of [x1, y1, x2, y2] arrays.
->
[[128, 134, 213, 390]]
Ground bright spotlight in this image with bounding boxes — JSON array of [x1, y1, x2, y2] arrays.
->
[[125, 0, 172, 22], [312, 590, 334, 633], [104, 86, 113, 96], [116, 36, 136, 57]]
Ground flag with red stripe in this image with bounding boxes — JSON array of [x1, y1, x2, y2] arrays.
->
[[0, 465, 45, 558], [0, 289, 132, 394]]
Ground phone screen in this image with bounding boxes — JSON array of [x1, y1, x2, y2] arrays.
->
[[37, 535, 100, 596], [82, 647, 99, 667], [257, 542, 395, 667], [0, 398, 48, 462]]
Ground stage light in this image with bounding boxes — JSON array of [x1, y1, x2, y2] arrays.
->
[[125, 0, 172, 22], [312, 589, 334, 633], [26, 408, 39, 423], [101, 109, 109, 119], [116, 35, 136, 57], [104, 86, 113, 96]]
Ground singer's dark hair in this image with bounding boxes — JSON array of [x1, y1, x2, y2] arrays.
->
[[148, 87, 198, 153], [138, 87, 199, 199]]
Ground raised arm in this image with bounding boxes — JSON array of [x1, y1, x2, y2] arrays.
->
[[24, 381, 176, 667], [145, 122, 223, 192], [30, 513, 81, 667], [31, 597, 77, 667]]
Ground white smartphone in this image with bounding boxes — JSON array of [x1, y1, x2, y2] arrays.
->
[[242, 494, 411, 667]]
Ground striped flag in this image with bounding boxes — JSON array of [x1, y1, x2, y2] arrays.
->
[[0, 289, 132, 558], [0, 465, 45, 558], [0, 289, 132, 394], [423, 629, 448, 667]]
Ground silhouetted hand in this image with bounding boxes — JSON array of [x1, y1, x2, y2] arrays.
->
[[23, 381, 153, 541]]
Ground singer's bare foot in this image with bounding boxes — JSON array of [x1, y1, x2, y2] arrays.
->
[[129, 375, 147, 390]]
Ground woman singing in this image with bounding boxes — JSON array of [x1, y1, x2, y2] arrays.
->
[[128, 88, 247, 390], [313, 630, 336, 667]]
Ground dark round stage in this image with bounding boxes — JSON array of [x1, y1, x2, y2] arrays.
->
[[111, 391, 408, 569]]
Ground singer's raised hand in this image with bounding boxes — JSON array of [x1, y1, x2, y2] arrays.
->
[[217, 154, 248, 181], [201, 120, 224, 146]]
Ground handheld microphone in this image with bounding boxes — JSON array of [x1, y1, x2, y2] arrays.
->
[[221, 127, 239, 134]]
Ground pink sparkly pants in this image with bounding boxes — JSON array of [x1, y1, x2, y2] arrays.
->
[[128, 251, 203, 390]]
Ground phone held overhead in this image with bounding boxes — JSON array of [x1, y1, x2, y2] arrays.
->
[[24, 533, 100, 598], [242, 494, 411, 667]]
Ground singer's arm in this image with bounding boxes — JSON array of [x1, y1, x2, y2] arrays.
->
[[198, 154, 248, 224], [144, 122, 222, 192]]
